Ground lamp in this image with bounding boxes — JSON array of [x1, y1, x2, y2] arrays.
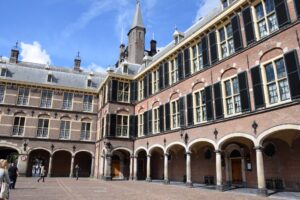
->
[[23, 139, 29, 151], [252, 121, 258, 134], [214, 128, 218, 140]]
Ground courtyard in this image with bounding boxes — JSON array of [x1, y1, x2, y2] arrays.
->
[[9, 178, 300, 200]]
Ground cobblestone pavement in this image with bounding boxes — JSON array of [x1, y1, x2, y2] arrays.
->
[[10, 178, 280, 200]]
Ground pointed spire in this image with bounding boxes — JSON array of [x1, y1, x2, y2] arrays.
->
[[131, 0, 144, 29]]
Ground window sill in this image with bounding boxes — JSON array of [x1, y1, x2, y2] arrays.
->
[[265, 99, 292, 109]]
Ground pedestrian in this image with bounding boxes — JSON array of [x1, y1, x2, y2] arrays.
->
[[0, 159, 11, 200], [75, 164, 80, 180], [37, 165, 46, 183], [8, 163, 18, 189]]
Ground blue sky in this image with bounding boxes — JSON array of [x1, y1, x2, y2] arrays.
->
[[0, 0, 219, 72]]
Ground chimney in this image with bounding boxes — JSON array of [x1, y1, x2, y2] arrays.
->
[[74, 52, 81, 71], [119, 44, 125, 62], [150, 40, 157, 56], [10, 42, 19, 63]]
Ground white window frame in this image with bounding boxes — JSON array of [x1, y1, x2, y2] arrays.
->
[[0, 85, 5, 103], [193, 89, 207, 124], [152, 107, 160, 134], [12, 116, 25, 136], [62, 92, 73, 110], [40, 90, 53, 108], [191, 42, 203, 74], [138, 79, 144, 101], [152, 70, 159, 93], [37, 118, 49, 138], [169, 59, 178, 84], [171, 99, 180, 129], [138, 113, 144, 137], [218, 23, 235, 59], [81, 122, 91, 141], [83, 95, 93, 112], [59, 120, 71, 139], [17, 87, 29, 106], [117, 82, 130, 102], [116, 115, 129, 138]]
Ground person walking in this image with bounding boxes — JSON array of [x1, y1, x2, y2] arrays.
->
[[37, 165, 46, 183], [8, 163, 18, 189], [0, 159, 11, 200], [75, 164, 80, 180]]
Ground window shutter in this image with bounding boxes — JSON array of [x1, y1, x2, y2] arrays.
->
[[274, 0, 290, 27], [129, 115, 137, 138], [284, 50, 300, 99], [201, 36, 210, 68], [107, 81, 112, 101], [164, 62, 169, 87], [294, 0, 300, 18], [130, 80, 137, 103], [111, 80, 118, 102], [179, 96, 186, 127], [251, 66, 265, 109], [109, 114, 117, 137], [178, 52, 184, 80], [209, 31, 218, 65], [148, 110, 153, 135], [159, 64, 165, 89], [165, 103, 170, 131], [143, 111, 148, 136], [148, 73, 152, 96], [184, 48, 191, 77], [144, 74, 148, 98], [186, 93, 194, 126], [213, 82, 223, 119], [238, 71, 251, 112], [159, 105, 165, 132], [242, 7, 256, 45], [106, 114, 110, 137], [205, 86, 214, 121], [231, 14, 243, 51]]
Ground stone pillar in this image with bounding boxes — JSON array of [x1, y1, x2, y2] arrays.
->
[[69, 156, 74, 178], [17, 154, 29, 176], [90, 156, 95, 178], [186, 151, 193, 187], [241, 157, 247, 187], [129, 155, 134, 180], [146, 154, 151, 182], [164, 153, 169, 184], [225, 156, 231, 186], [133, 156, 138, 180], [216, 150, 223, 191], [104, 153, 112, 180], [47, 155, 53, 177], [255, 147, 267, 196]]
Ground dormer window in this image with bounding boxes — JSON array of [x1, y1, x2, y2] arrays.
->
[[123, 65, 128, 74], [1, 67, 7, 77], [87, 79, 92, 87], [47, 74, 53, 83], [222, 0, 236, 9]]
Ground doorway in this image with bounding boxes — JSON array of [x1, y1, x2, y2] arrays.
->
[[231, 159, 242, 184], [111, 155, 121, 177]]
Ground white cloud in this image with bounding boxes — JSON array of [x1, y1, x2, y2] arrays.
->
[[194, 0, 220, 23], [20, 41, 51, 64], [83, 62, 107, 75]]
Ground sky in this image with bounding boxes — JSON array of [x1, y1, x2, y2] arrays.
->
[[0, 0, 219, 73]]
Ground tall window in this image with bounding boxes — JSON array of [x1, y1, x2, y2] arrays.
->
[[62, 92, 73, 110], [170, 60, 178, 84], [171, 100, 180, 129], [194, 90, 207, 123], [255, 0, 278, 38], [81, 122, 91, 140], [219, 23, 234, 58], [40, 90, 52, 108], [116, 115, 129, 137], [17, 87, 29, 106], [224, 77, 241, 115], [0, 68, 7, 77], [222, 0, 236, 9], [83, 95, 93, 112], [0, 85, 5, 103], [264, 58, 290, 105], [153, 108, 159, 134], [12, 117, 25, 136], [138, 80, 144, 100], [37, 119, 49, 138], [192, 42, 203, 73], [60, 121, 70, 139], [152, 70, 159, 93], [138, 113, 144, 137], [117, 82, 129, 102]]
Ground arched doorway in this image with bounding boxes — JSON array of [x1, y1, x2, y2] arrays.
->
[[261, 129, 300, 191], [149, 147, 164, 180], [136, 149, 147, 180], [111, 149, 130, 180], [167, 144, 186, 183], [27, 149, 50, 177], [51, 150, 72, 177], [74, 151, 92, 177], [0, 146, 19, 164], [189, 141, 215, 185]]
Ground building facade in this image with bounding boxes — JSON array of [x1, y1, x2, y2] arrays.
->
[[1, 0, 300, 196]]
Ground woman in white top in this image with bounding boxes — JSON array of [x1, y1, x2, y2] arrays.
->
[[0, 159, 11, 200]]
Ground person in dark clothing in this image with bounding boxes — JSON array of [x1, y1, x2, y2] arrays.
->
[[37, 165, 46, 183], [8, 163, 18, 189], [75, 164, 80, 180]]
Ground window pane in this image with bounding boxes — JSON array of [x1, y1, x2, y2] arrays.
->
[[267, 14, 278, 33], [219, 28, 225, 42], [226, 98, 233, 115], [265, 0, 275, 14], [255, 3, 265, 20], [225, 81, 232, 96], [258, 20, 268, 38], [267, 83, 278, 104], [275, 59, 286, 79], [265, 63, 275, 82], [226, 24, 233, 38], [278, 79, 290, 101], [234, 95, 241, 113], [232, 78, 239, 94]]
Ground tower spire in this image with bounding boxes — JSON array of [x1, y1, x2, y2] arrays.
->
[[131, 0, 144, 30]]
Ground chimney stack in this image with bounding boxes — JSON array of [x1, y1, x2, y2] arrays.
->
[[74, 52, 81, 71], [119, 44, 125, 62], [150, 40, 157, 56], [10, 41, 19, 63]]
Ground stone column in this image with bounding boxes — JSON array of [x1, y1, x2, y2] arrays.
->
[[255, 147, 267, 196], [69, 156, 74, 178], [215, 150, 223, 191], [133, 156, 138, 180], [104, 153, 112, 180], [90, 156, 95, 178], [146, 154, 151, 182], [164, 153, 169, 184], [47, 155, 53, 177], [129, 155, 133, 180], [241, 157, 247, 187], [225, 156, 230, 186], [186, 151, 193, 187]]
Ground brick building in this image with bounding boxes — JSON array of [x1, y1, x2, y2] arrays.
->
[[1, 0, 300, 196]]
